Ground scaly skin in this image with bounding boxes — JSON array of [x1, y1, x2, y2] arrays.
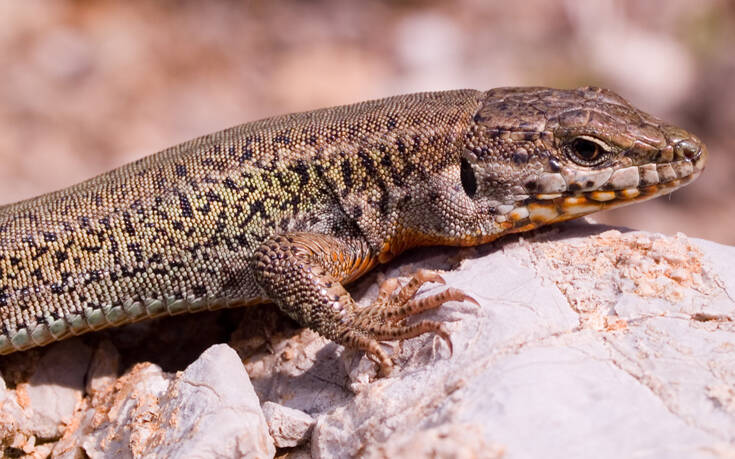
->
[[0, 87, 707, 376]]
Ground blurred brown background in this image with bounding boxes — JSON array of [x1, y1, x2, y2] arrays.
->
[[0, 0, 733, 244]]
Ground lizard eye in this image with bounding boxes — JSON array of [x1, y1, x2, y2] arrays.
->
[[460, 157, 477, 198], [566, 136, 610, 166]]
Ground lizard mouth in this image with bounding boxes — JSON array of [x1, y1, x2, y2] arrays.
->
[[494, 148, 707, 229]]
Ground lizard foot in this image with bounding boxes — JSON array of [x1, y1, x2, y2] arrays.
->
[[344, 269, 478, 376], [252, 234, 477, 377]]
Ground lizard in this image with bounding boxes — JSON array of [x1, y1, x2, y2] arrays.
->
[[0, 87, 707, 376]]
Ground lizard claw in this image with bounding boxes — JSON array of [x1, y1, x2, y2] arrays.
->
[[460, 293, 480, 307], [415, 269, 445, 286], [345, 270, 476, 375], [435, 323, 453, 356]]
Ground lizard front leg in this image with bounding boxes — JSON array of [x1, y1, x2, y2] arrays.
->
[[251, 233, 474, 376]]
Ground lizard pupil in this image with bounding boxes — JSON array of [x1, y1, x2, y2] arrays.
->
[[571, 138, 600, 162], [460, 157, 477, 198]]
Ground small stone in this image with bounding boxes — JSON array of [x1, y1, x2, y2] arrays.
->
[[26, 339, 92, 439], [144, 344, 275, 458], [262, 401, 315, 448], [85, 340, 120, 396]]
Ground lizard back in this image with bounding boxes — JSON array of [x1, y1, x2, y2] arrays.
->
[[0, 90, 483, 352]]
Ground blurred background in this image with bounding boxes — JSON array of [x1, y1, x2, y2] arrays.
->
[[0, 0, 732, 243]]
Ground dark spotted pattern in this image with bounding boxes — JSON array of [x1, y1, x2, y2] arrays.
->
[[0, 88, 706, 362], [0, 90, 484, 350]]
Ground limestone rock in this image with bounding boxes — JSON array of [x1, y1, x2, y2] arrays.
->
[[25, 339, 92, 440], [249, 221, 735, 458], [53, 344, 275, 458], [2, 221, 734, 458], [262, 401, 314, 448]]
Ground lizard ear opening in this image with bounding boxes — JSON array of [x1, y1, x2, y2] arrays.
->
[[460, 157, 477, 198]]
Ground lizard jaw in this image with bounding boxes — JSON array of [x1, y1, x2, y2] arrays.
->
[[493, 144, 707, 230]]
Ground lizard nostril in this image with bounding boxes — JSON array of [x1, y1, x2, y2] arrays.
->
[[674, 139, 701, 160]]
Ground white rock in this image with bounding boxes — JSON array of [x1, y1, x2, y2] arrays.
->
[[145, 344, 275, 458], [0, 386, 34, 452], [25, 339, 92, 439], [85, 339, 120, 396], [262, 401, 314, 448], [273, 221, 733, 459], [361, 423, 503, 459], [75, 362, 170, 458], [56, 344, 275, 458]]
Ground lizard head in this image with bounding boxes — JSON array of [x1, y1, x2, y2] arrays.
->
[[461, 86, 707, 238]]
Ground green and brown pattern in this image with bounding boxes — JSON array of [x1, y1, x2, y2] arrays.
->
[[0, 87, 707, 375]]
